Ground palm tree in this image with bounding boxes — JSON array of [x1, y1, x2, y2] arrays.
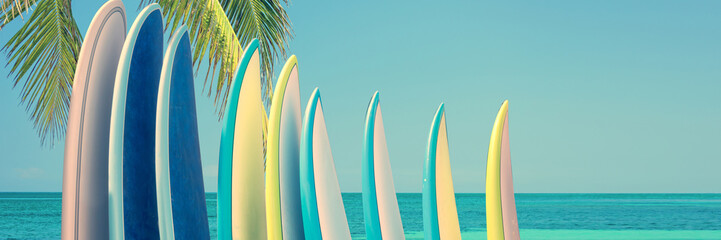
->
[[0, 0, 292, 146]]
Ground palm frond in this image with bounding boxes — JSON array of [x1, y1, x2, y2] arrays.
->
[[1, 0, 81, 146], [141, 0, 241, 119], [141, 0, 292, 118], [0, 0, 38, 29], [219, 0, 293, 108]]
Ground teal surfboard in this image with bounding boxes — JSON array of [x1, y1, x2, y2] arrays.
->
[[362, 91, 405, 239], [155, 26, 209, 240]]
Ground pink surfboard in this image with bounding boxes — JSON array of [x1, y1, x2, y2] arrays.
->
[[61, 1, 126, 239]]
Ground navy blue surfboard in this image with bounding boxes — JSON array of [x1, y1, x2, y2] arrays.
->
[[155, 26, 210, 240], [108, 4, 163, 239]]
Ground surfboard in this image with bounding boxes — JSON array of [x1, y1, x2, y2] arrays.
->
[[486, 100, 520, 240], [300, 88, 352, 240], [108, 4, 163, 239], [362, 91, 405, 240], [266, 56, 304, 240], [155, 26, 210, 240], [217, 38, 266, 240], [61, 1, 125, 239], [423, 103, 461, 240]]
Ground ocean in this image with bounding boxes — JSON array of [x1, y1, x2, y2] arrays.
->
[[1, 193, 720, 239]]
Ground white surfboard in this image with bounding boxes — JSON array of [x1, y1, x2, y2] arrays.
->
[[362, 91, 405, 240], [300, 88, 351, 240]]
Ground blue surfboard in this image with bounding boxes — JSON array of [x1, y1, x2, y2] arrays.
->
[[108, 4, 163, 239], [155, 26, 210, 240]]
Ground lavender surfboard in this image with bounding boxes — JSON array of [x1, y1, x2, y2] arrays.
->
[[61, 1, 125, 239]]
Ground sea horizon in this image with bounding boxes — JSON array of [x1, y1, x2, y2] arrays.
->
[[3, 192, 720, 239], [3, 191, 721, 194]]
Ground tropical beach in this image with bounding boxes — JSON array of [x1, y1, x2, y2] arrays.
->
[[0, 0, 720, 239]]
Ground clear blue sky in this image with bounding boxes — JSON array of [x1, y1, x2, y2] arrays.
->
[[0, 0, 719, 193]]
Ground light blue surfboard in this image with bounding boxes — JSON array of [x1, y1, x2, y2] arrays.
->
[[108, 4, 163, 239], [155, 26, 209, 240]]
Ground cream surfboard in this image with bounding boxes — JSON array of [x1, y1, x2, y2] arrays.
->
[[217, 39, 266, 239], [61, 1, 125, 239], [108, 4, 164, 239], [300, 88, 352, 240], [362, 92, 405, 240], [422, 103, 461, 240], [266, 56, 304, 239], [486, 100, 520, 240], [155, 26, 210, 240]]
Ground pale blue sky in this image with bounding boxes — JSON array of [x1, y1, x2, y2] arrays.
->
[[0, 0, 719, 193]]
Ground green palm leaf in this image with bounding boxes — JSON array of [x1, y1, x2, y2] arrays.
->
[[0, 0, 38, 29], [0, 0, 291, 147], [142, 0, 292, 118], [219, 0, 292, 108], [1, 0, 81, 146]]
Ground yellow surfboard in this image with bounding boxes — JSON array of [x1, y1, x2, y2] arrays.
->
[[486, 100, 520, 240], [266, 56, 305, 239]]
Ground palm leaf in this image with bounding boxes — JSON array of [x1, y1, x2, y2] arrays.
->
[[219, 0, 292, 109], [0, 0, 38, 29], [1, 0, 81, 146], [141, 0, 292, 118], [142, 0, 241, 119]]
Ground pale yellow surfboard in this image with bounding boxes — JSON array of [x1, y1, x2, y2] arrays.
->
[[230, 46, 266, 240], [423, 103, 462, 239], [486, 100, 520, 240]]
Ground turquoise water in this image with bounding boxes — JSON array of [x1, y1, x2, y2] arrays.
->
[[1, 193, 720, 239]]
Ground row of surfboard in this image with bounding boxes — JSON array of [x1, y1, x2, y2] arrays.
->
[[61, 1, 520, 240], [62, 1, 209, 239]]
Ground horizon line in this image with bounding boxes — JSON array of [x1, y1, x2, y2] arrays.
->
[[1, 191, 720, 194]]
